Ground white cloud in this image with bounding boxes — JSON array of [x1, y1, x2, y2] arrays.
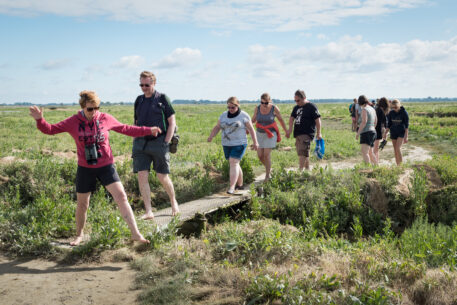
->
[[244, 35, 457, 98], [210, 30, 231, 37], [247, 44, 283, 78], [38, 58, 72, 70], [0, 0, 428, 31], [188, 61, 220, 79], [112, 55, 144, 69], [152, 48, 202, 69]]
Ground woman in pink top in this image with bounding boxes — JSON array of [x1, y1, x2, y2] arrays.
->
[[29, 91, 161, 246]]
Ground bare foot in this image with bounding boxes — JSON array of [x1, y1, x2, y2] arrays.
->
[[171, 201, 180, 216], [141, 211, 155, 220], [70, 235, 84, 246], [132, 234, 150, 244]]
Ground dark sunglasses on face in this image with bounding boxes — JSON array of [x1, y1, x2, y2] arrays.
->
[[261, 101, 269, 105], [86, 107, 100, 112], [227, 106, 237, 110], [139, 84, 151, 88]]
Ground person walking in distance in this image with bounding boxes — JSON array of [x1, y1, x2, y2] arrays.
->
[[251, 93, 288, 182], [286, 90, 322, 170], [207, 97, 259, 194], [132, 71, 179, 220], [356, 95, 378, 165], [373, 97, 389, 163], [385, 99, 409, 166]]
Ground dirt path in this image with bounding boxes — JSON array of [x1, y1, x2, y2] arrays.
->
[[0, 254, 139, 305], [317, 143, 433, 170]]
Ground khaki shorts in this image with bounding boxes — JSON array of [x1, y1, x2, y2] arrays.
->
[[295, 134, 312, 157]]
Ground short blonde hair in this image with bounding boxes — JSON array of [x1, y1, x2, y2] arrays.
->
[[140, 71, 156, 83], [227, 96, 240, 107], [391, 99, 401, 107], [79, 90, 100, 108], [260, 93, 271, 103]]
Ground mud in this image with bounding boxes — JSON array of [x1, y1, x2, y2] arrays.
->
[[0, 253, 139, 305]]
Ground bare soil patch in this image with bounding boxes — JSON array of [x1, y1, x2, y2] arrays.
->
[[41, 149, 77, 160], [0, 253, 139, 305], [0, 156, 19, 165], [365, 178, 388, 216], [315, 144, 433, 170]]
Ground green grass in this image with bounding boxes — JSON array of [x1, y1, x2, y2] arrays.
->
[[2, 102, 457, 303]]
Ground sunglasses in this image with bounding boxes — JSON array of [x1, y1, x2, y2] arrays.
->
[[261, 101, 269, 105], [139, 84, 151, 88], [227, 106, 237, 110], [86, 107, 100, 112]]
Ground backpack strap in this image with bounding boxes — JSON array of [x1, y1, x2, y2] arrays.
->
[[135, 92, 170, 133], [158, 93, 168, 133], [134, 95, 143, 125]]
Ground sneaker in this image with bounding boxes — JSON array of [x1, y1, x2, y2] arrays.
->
[[227, 189, 235, 194], [235, 184, 244, 190]]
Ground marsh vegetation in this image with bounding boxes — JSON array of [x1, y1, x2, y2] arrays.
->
[[1, 102, 457, 304]]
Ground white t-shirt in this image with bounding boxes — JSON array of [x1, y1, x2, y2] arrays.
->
[[355, 104, 362, 124], [219, 110, 251, 146]]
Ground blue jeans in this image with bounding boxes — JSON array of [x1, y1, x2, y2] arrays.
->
[[223, 144, 248, 160]]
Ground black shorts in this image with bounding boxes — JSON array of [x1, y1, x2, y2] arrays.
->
[[375, 128, 383, 140], [360, 131, 376, 147], [390, 128, 405, 140], [132, 136, 170, 174], [76, 164, 120, 193]]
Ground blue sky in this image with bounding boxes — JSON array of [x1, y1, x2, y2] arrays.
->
[[0, 0, 456, 104]]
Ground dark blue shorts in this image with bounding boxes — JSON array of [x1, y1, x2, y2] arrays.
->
[[76, 164, 120, 193], [132, 136, 170, 174], [360, 131, 376, 147], [390, 128, 405, 140], [223, 144, 248, 160]]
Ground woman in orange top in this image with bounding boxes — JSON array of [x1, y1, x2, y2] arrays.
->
[[251, 93, 287, 181]]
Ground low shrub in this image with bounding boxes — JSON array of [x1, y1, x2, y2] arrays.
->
[[399, 218, 457, 268]]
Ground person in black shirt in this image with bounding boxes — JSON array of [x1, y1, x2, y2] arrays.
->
[[374, 97, 389, 164], [132, 71, 179, 219], [385, 99, 409, 166], [287, 90, 322, 170]]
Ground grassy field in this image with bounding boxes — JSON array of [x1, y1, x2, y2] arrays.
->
[[1, 101, 457, 304]]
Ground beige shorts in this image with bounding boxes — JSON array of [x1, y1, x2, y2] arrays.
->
[[295, 134, 312, 157]]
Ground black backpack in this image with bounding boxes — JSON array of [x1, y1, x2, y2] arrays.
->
[[134, 93, 179, 153]]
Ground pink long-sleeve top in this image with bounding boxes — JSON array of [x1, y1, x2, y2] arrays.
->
[[35, 111, 152, 168]]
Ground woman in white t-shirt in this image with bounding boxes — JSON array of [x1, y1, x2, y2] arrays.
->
[[208, 97, 259, 194]]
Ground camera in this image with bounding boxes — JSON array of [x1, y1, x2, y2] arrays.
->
[[169, 134, 179, 154], [85, 143, 102, 165]]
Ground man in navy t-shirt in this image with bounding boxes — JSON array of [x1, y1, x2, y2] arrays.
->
[[132, 71, 179, 219], [287, 90, 322, 170]]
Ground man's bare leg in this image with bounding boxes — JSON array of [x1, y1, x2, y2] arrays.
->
[[299, 156, 309, 170], [157, 173, 179, 216], [138, 170, 154, 220]]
